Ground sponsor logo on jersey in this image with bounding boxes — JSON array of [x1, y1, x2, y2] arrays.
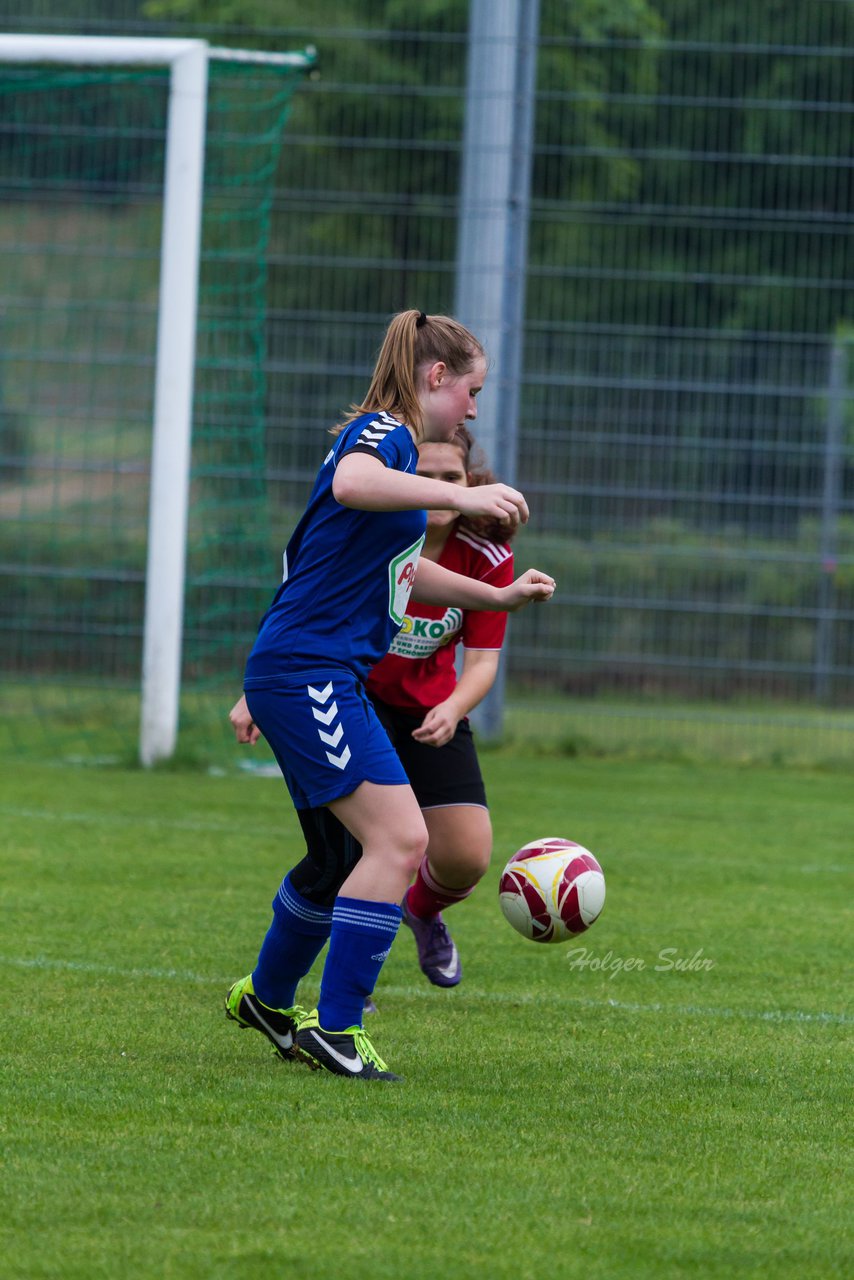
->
[[397, 560, 417, 589], [388, 535, 425, 625], [387, 607, 463, 660]]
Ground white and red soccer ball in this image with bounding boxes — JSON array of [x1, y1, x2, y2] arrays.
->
[[498, 837, 606, 944]]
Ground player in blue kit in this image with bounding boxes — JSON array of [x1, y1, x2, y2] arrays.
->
[[225, 309, 555, 1081]]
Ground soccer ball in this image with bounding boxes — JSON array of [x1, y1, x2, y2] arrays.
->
[[498, 837, 606, 944]]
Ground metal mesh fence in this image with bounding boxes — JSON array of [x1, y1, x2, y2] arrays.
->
[[1, 1, 852, 765]]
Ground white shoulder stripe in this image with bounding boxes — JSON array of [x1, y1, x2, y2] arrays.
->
[[455, 529, 512, 568], [357, 415, 399, 448]]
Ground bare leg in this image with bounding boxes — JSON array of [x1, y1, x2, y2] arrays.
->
[[329, 780, 428, 902], [401, 804, 493, 988], [421, 804, 493, 889]]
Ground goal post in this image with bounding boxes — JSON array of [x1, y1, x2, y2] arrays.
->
[[142, 42, 207, 770], [0, 36, 315, 767]]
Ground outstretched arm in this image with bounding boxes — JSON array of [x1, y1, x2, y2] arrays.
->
[[332, 451, 529, 526], [412, 558, 555, 610]]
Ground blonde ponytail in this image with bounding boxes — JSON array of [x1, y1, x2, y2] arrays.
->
[[334, 309, 485, 439]]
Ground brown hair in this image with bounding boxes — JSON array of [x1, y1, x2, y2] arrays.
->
[[334, 310, 485, 440], [441, 424, 517, 545]]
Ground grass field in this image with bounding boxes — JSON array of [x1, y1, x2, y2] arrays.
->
[[2, 755, 851, 1280], [4, 682, 854, 772]]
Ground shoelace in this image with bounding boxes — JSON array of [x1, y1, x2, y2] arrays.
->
[[257, 999, 308, 1028], [351, 1025, 390, 1072], [424, 917, 452, 965]]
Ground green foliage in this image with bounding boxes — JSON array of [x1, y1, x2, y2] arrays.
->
[[0, 362, 27, 483], [2, 756, 851, 1278], [3, 4, 852, 768], [611, 0, 854, 333], [4, 508, 853, 702], [7, 0, 854, 337]]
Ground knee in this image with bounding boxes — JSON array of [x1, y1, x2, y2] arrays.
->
[[386, 815, 429, 881], [432, 842, 491, 886], [468, 845, 493, 881], [401, 816, 429, 878], [425, 811, 493, 886], [362, 815, 428, 881]]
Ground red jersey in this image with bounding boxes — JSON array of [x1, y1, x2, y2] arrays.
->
[[366, 525, 514, 713]]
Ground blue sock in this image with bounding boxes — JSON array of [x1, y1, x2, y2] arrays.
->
[[317, 897, 402, 1030], [251, 874, 332, 1009]]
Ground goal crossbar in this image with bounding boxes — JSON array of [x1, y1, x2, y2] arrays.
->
[[0, 36, 315, 766], [0, 34, 315, 69]]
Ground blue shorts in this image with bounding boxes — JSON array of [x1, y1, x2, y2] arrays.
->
[[244, 669, 409, 809]]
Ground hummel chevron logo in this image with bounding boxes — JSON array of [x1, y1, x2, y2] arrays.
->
[[318, 724, 344, 749], [306, 680, 349, 770], [311, 701, 339, 726], [360, 420, 396, 446]]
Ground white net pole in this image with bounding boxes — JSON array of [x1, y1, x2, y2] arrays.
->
[[0, 37, 315, 765], [139, 43, 209, 766]]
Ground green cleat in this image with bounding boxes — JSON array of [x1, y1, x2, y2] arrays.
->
[[225, 974, 306, 1062], [294, 1009, 402, 1081]]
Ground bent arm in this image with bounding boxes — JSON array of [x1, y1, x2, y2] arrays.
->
[[446, 648, 500, 718], [411, 649, 500, 747], [412, 558, 555, 611], [332, 451, 466, 513], [412, 558, 503, 608], [332, 451, 528, 524]]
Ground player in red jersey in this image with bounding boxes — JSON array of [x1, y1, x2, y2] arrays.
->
[[365, 424, 515, 989]]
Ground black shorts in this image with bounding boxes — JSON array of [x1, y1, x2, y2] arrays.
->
[[368, 693, 488, 810]]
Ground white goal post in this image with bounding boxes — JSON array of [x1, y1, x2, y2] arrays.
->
[[0, 36, 314, 766]]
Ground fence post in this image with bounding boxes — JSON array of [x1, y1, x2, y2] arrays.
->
[[455, 0, 540, 739], [814, 338, 848, 703]]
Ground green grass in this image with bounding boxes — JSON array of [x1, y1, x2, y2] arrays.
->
[[4, 681, 854, 771], [2, 756, 851, 1279], [502, 692, 854, 768]]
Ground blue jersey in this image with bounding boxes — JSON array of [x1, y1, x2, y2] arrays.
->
[[245, 411, 427, 685]]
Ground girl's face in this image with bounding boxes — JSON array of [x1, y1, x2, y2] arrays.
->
[[419, 356, 487, 443], [417, 441, 469, 531]]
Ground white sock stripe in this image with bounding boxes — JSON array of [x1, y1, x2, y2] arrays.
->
[[278, 883, 333, 925], [331, 907, 401, 933], [332, 913, 401, 933], [279, 883, 330, 919]]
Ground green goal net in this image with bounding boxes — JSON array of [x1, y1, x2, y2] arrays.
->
[[0, 43, 314, 767]]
